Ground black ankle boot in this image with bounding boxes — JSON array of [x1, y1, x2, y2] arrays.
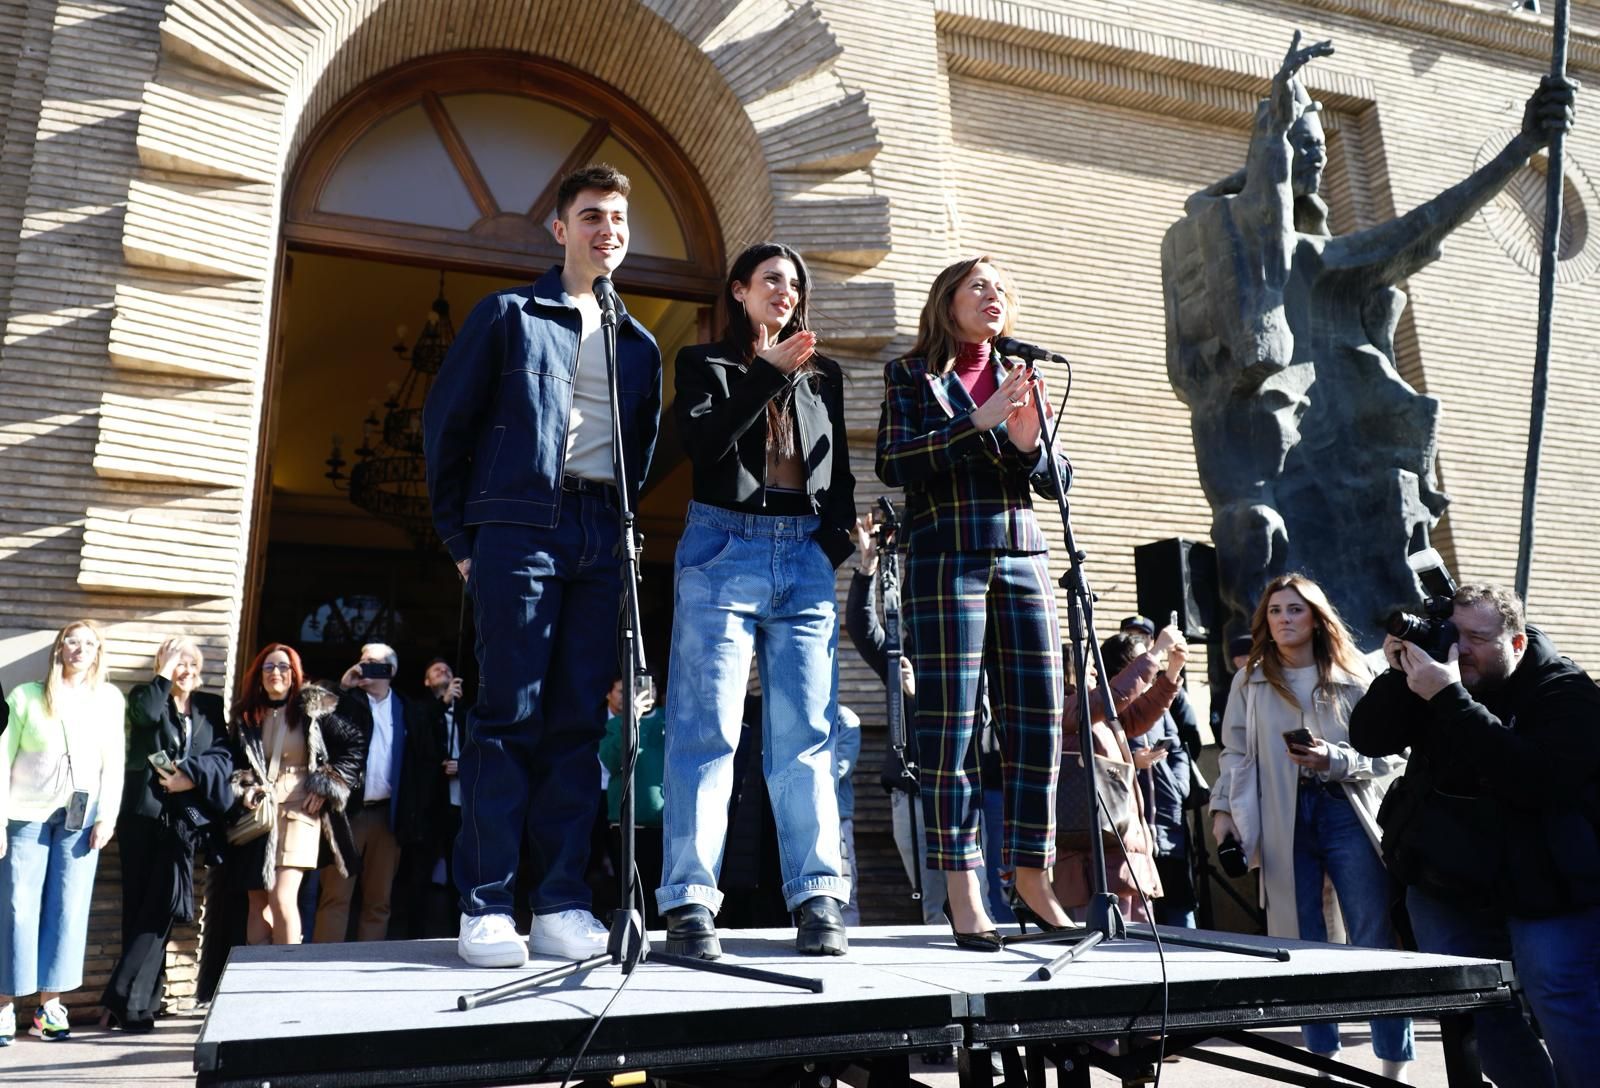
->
[[663, 904, 721, 960], [794, 896, 848, 955]]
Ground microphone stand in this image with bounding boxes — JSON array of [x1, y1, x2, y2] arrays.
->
[[996, 350, 1290, 980], [458, 280, 821, 1010], [876, 501, 923, 911]]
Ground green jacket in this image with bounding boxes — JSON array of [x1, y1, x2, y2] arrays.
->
[[598, 707, 665, 826]]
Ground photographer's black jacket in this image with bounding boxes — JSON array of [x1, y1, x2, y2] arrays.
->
[[674, 341, 855, 568], [1349, 626, 1600, 917]]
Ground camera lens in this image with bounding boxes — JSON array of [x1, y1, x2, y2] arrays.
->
[[1386, 612, 1426, 642]]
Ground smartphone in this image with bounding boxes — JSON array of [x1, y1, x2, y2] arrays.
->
[[65, 788, 90, 832], [360, 661, 395, 680], [1282, 727, 1315, 749], [1155, 738, 1179, 752], [147, 750, 178, 778]]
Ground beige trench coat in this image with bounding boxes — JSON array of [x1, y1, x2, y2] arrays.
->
[[1210, 661, 1404, 937]]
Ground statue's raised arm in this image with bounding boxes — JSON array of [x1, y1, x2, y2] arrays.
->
[[1323, 75, 1579, 284]]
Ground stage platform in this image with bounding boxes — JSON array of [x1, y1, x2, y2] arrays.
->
[[194, 925, 1514, 1088]]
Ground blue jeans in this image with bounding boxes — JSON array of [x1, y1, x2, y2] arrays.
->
[[1408, 888, 1600, 1088], [455, 494, 620, 917], [657, 502, 848, 914], [1292, 783, 1415, 1062], [1, 811, 100, 995]]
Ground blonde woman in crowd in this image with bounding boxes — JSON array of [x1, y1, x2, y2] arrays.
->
[[0, 620, 126, 1044]]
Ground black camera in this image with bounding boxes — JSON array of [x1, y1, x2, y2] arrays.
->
[[1385, 547, 1460, 663], [873, 496, 899, 545], [1216, 835, 1249, 879]]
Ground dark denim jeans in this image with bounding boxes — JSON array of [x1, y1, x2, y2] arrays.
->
[[1408, 887, 1600, 1088], [455, 493, 621, 917]]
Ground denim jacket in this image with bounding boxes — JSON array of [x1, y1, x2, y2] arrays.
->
[[423, 266, 662, 562]]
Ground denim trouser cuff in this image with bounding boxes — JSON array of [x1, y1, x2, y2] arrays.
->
[[781, 876, 853, 912], [656, 883, 722, 915]]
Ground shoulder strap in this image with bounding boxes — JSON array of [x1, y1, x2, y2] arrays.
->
[[265, 712, 286, 782]]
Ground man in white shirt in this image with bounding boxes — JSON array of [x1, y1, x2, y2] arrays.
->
[[316, 642, 417, 942]]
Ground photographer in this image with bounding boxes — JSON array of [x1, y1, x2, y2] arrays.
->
[[1350, 583, 1600, 1087]]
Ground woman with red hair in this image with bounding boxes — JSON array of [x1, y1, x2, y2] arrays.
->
[[226, 644, 364, 944]]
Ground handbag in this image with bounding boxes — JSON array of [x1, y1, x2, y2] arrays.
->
[[227, 715, 285, 847], [1057, 747, 1137, 842]]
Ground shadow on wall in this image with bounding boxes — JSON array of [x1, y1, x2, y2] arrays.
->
[[0, 629, 56, 694]]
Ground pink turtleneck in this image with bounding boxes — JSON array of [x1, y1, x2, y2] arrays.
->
[[954, 340, 996, 406]]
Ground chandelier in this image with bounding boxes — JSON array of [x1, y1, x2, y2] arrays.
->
[[326, 273, 455, 548]]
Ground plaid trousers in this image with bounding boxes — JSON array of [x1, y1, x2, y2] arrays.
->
[[904, 548, 1063, 870]]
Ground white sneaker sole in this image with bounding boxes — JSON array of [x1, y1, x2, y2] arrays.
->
[[529, 934, 609, 961], [457, 939, 528, 968]]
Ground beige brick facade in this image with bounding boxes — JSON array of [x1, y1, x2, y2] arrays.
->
[[1, 0, 1596, 1011]]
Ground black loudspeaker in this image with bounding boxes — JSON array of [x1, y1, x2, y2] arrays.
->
[[1134, 538, 1219, 640]]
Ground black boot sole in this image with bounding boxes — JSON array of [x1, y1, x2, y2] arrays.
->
[[796, 928, 848, 955], [664, 934, 722, 960]]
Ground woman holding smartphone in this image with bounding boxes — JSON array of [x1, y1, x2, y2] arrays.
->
[[657, 242, 855, 960], [876, 255, 1075, 949], [0, 620, 125, 1044], [101, 637, 234, 1031], [1209, 574, 1412, 1077]]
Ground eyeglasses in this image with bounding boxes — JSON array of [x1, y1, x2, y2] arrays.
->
[[62, 637, 97, 650], [261, 662, 293, 674]]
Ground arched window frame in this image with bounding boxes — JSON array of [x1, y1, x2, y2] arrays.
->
[[284, 51, 725, 301]]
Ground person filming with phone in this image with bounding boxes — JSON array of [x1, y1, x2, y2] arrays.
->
[[318, 642, 434, 942], [1209, 574, 1413, 1079], [1350, 580, 1600, 1087]]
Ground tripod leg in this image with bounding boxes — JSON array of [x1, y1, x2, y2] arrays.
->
[[648, 950, 824, 992], [1035, 929, 1105, 980], [457, 952, 613, 1010]]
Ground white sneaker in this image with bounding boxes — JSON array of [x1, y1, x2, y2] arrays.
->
[[457, 912, 528, 968], [0, 1001, 14, 1046], [529, 909, 610, 960]]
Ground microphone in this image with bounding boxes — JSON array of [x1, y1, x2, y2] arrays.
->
[[593, 275, 618, 327], [994, 336, 1068, 365]]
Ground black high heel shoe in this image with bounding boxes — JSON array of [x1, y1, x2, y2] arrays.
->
[[941, 904, 1003, 952], [1006, 885, 1070, 935]]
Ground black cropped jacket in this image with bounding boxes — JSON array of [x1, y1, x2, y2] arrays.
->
[[673, 340, 856, 567]]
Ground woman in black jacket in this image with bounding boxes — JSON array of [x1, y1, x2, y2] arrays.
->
[[226, 644, 364, 945], [100, 637, 234, 1031], [656, 242, 855, 961]]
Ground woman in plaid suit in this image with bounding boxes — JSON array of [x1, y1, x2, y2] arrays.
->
[[876, 256, 1074, 948]]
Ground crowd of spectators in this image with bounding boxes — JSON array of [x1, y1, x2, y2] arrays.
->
[[3, 558, 1594, 1085]]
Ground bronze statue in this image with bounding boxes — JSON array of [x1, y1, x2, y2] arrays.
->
[[1163, 32, 1577, 645]]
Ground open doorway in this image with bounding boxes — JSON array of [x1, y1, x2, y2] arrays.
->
[[252, 250, 703, 694], [241, 52, 724, 697]]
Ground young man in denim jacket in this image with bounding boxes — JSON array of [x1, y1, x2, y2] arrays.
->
[[424, 164, 662, 967]]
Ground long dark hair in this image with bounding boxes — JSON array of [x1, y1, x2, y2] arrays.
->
[[721, 242, 815, 459]]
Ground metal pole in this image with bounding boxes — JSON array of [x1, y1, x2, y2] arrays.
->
[[1515, 0, 1570, 603]]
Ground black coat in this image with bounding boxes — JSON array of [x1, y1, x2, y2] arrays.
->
[[334, 688, 440, 846], [121, 677, 234, 830], [1349, 626, 1600, 917], [674, 340, 856, 568]]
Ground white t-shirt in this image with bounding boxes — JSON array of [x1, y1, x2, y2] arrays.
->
[[564, 293, 616, 483]]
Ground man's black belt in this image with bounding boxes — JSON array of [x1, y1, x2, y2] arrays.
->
[[1297, 777, 1344, 795], [561, 474, 616, 497]]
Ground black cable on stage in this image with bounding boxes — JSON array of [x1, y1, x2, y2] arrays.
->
[[556, 871, 649, 1088]]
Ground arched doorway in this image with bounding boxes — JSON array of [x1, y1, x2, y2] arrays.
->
[[244, 52, 721, 688]]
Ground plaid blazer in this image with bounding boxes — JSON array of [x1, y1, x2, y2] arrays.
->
[[875, 354, 1070, 553]]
